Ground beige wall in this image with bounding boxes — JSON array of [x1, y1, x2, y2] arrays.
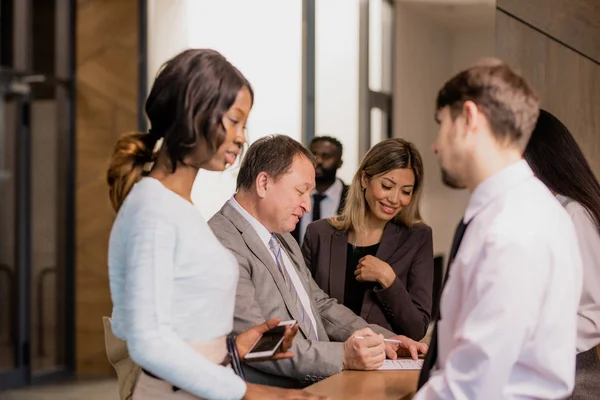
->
[[451, 30, 495, 72], [147, 0, 189, 90], [393, 1, 495, 256]]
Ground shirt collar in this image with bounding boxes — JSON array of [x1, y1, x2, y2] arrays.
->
[[555, 194, 570, 208], [464, 159, 534, 223], [228, 195, 272, 248], [312, 178, 344, 198]]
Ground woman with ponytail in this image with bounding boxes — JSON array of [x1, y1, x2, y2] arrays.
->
[[106, 49, 326, 400]]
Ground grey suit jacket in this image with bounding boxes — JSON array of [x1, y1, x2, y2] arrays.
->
[[208, 201, 394, 387]]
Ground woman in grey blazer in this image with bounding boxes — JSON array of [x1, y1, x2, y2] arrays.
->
[[302, 138, 433, 340], [524, 109, 600, 400]]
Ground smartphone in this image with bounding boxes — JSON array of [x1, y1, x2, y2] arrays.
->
[[244, 320, 297, 360]]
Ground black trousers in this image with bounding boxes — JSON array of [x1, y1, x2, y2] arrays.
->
[[571, 346, 600, 399]]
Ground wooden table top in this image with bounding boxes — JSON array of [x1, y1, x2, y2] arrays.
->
[[306, 369, 419, 400]]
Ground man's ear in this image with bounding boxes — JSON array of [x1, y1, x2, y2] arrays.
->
[[256, 172, 269, 198], [462, 100, 481, 135], [337, 158, 344, 169]]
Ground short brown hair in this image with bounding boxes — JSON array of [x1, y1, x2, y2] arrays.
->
[[236, 135, 316, 191], [436, 58, 539, 148]]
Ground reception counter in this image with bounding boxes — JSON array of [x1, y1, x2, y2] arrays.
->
[[306, 369, 419, 400]]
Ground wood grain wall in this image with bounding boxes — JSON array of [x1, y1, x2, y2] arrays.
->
[[496, 9, 600, 177], [497, 0, 600, 64], [75, 0, 139, 375]]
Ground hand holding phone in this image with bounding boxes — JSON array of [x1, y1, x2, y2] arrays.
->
[[236, 319, 298, 362], [244, 320, 297, 360]]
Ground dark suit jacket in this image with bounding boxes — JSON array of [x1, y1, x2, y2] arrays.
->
[[291, 182, 349, 242], [302, 219, 434, 340]]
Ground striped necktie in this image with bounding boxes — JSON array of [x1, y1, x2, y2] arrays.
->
[[268, 235, 317, 340]]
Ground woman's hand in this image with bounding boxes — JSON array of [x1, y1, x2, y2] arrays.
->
[[236, 318, 299, 361], [383, 335, 428, 360], [355, 255, 396, 288]]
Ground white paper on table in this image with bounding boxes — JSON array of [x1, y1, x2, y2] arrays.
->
[[377, 359, 424, 370]]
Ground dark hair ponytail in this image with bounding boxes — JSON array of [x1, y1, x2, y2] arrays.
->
[[107, 131, 161, 212], [524, 109, 600, 233]]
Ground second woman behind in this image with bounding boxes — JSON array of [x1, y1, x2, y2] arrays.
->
[[302, 138, 433, 340], [523, 109, 600, 399]]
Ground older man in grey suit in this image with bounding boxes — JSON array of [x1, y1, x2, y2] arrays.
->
[[209, 135, 427, 388]]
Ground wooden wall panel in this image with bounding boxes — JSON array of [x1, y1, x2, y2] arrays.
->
[[497, 0, 600, 64], [496, 11, 600, 177], [75, 0, 139, 375]]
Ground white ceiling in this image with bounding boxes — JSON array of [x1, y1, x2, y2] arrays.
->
[[395, 0, 496, 30]]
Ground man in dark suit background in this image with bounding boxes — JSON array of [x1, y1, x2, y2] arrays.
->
[[292, 136, 349, 244]]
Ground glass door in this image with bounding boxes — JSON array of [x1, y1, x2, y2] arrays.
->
[[0, 69, 75, 394], [0, 70, 33, 391], [0, 0, 75, 390], [29, 75, 73, 380]]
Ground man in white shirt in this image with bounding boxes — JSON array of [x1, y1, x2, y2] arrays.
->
[[209, 135, 426, 388], [292, 136, 349, 244], [415, 59, 583, 399]]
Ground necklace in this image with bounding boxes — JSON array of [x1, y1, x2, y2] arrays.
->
[[350, 232, 367, 253], [350, 228, 383, 252]]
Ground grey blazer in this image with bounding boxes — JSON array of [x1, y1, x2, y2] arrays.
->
[[208, 201, 394, 388]]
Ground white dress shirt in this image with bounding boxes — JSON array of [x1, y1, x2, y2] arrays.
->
[[556, 195, 600, 353], [298, 178, 344, 243], [229, 196, 320, 339], [415, 160, 583, 400]]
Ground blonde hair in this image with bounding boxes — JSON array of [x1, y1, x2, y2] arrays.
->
[[329, 138, 424, 232]]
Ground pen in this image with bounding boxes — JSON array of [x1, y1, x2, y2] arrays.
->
[[354, 336, 402, 344]]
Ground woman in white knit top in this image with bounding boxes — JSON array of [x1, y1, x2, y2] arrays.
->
[[106, 49, 326, 400]]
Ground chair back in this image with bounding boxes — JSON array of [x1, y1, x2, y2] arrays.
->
[[431, 254, 444, 320], [103, 316, 140, 400]]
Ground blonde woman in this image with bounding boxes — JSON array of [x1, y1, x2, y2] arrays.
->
[[302, 138, 433, 340]]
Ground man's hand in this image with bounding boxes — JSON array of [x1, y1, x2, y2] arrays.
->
[[384, 335, 428, 360], [236, 318, 299, 361], [342, 327, 386, 370]]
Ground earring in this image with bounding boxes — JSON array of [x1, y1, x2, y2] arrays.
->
[[362, 187, 366, 192]]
